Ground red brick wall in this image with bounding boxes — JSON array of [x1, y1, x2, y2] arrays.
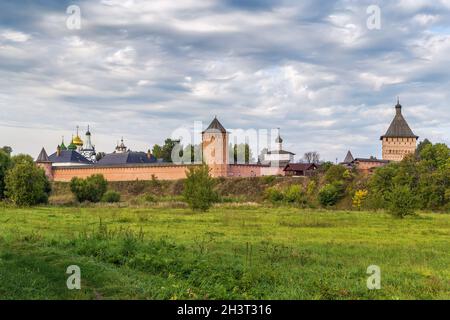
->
[[52, 165, 198, 182]]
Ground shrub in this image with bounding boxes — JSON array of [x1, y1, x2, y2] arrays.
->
[[352, 189, 368, 210], [183, 164, 218, 211], [70, 174, 108, 203], [284, 185, 306, 205], [388, 185, 417, 218], [128, 179, 148, 195], [264, 186, 284, 204], [4, 162, 51, 206], [318, 184, 340, 207], [144, 194, 157, 203], [102, 191, 121, 203]]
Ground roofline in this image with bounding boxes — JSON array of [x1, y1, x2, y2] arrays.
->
[[380, 135, 419, 140], [53, 163, 204, 169]]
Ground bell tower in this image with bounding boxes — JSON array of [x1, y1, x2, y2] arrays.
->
[[202, 117, 229, 177]]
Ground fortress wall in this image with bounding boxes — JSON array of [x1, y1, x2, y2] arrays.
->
[[52, 165, 198, 182], [228, 164, 262, 177], [260, 166, 285, 176]]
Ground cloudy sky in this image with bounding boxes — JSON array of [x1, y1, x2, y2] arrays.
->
[[1, 0, 450, 162]]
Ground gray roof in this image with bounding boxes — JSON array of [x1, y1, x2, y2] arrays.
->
[[343, 150, 354, 163], [381, 102, 418, 139], [266, 150, 295, 155], [202, 117, 227, 133], [36, 148, 50, 162], [48, 150, 92, 164], [97, 152, 156, 165]]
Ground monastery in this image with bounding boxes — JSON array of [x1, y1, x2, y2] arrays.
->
[[36, 100, 418, 181]]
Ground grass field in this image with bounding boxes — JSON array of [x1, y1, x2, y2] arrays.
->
[[0, 205, 449, 300]]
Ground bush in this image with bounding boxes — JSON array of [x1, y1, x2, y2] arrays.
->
[[388, 185, 417, 218], [70, 174, 108, 203], [102, 191, 121, 203], [318, 184, 340, 207], [284, 185, 306, 205], [4, 162, 51, 206], [183, 164, 218, 211], [352, 190, 368, 210], [264, 186, 284, 204]]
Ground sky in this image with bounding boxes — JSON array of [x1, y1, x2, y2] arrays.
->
[[1, 0, 450, 162]]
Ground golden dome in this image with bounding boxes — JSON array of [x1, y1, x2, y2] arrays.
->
[[72, 135, 84, 146]]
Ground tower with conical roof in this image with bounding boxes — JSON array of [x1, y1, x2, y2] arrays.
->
[[202, 117, 229, 177], [381, 99, 418, 161], [36, 147, 54, 180]]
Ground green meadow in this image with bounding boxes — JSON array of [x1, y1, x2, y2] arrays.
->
[[0, 205, 449, 300]]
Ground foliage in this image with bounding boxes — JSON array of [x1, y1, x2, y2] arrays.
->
[[264, 186, 284, 204], [0, 149, 11, 199], [324, 165, 348, 184], [183, 164, 218, 211], [318, 184, 341, 207], [352, 190, 368, 210], [95, 152, 106, 162], [368, 141, 450, 211], [4, 161, 51, 206], [102, 191, 121, 203], [152, 138, 178, 163], [231, 143, 253, 164], [387, 185, 417, 218], [70, 174, 108, 203], [10, 154, 34, 167]]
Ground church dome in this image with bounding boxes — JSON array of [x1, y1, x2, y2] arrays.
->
[[72, 135, 84, 146]]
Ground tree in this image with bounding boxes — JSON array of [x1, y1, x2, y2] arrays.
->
[[10, 154, 34, 167], [231, 143, 253, 164], [4, 161, 51, 205], [416, 139, 432, 158], [152, 139, 178, 162], [1, 146, 12, 155], [70, 174, 108, 203], [304, 151, 320, 164], [183, 164, 218, 211], [0, 149, 11, 199], [388, 185, 417, 218]]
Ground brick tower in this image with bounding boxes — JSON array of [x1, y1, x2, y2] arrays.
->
[[202, 117, 229, 177], [36, 147, 54, 181], [381, 99, 418, 161]]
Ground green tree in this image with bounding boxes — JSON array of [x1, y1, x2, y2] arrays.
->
[[4, 161, 51, 206], [10, 154, 34, 167], [231, 143, 253, 164], [416, 139, 432, 157], [0, 149, 11, 199], [152, 139, 179, 162], [388, 185, 417, 218], [183, 164, 218, 211], [70, 174, 108, 203], [324, 165, 347, 184], [1, 146, 12, 155]]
